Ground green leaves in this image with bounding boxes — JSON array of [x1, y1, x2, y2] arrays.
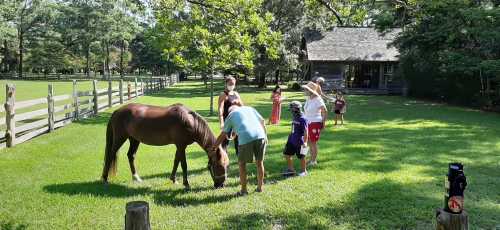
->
[[154, 0, 281, 74]]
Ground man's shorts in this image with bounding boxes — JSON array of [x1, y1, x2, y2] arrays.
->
[[283, 141, 304, 159], [308, 122, 323, 143], [238, 138, 266, 163]]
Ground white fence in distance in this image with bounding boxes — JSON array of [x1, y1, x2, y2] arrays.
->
[[0, 75, 179, 149]]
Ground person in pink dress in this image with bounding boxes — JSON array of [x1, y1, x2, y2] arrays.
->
[[269, 85, 284, 125]]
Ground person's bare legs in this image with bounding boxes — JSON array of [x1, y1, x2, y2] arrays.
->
[[300, 158, 307, 173], [238, 161, 247, 192], [256, 160, 265, 192], [334, 114, 339, 125], [286, 155, 294, 172], [309, 140, 318, 163], [340, 114, 344, 125]]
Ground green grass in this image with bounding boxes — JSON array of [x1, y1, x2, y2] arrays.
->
[[0, 80, 113, 102], [0, 81, 499, 229], [0, 80, 134, 131]]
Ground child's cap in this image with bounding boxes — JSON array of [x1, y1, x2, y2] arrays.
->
[[289, 101, 302, 111]]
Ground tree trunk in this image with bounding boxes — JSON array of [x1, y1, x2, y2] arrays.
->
[[2, 40, 7, 72], [203, 73, 208, 88], [85, 45, 90, 78], [275, 69, 280, 84], [258, 71, 266, 88], [18, 30, 23, 78], [209, 71, 214, 116], [120, 39, 125, 79], [106, 41, 110, 79]]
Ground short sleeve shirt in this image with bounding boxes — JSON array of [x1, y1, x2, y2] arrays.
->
[[223, 106, 266, 145], [304, 97, 327, 123], [287, 115, 308, 146]]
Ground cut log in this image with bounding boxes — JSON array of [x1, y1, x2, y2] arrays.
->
[[125, 201, 151, 230], [436, 208, 468, 230]]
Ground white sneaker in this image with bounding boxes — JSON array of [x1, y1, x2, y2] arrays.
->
[[298, 172, 308, 177]]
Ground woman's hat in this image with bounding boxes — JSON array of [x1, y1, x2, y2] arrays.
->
[[301, 81, 320, 97]]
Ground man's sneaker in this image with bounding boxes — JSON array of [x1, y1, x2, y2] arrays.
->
[[298, 171, 308, 177]]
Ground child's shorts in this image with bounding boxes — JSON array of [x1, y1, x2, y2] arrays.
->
[[334, 109, 341, 114], [283, 142, 305, 159]]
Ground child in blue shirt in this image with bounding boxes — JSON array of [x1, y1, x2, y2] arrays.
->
[[283, 101, 309, 177]]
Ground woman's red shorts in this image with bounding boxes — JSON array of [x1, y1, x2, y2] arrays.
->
[[308, 122, 323, 143]]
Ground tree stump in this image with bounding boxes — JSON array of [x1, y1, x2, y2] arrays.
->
[[436, 208, 468, 230], [125, 201, 151, 230]]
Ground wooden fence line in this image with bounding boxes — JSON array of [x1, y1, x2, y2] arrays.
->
[[0, 74, 179, 149]]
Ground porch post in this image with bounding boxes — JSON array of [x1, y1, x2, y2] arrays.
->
[[379, 63, 385, 89]]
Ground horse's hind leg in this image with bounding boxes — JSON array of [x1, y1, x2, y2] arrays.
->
[[102, 134, 127, 183], [170, 153, 180, 184], [127, 138, 142, 182]]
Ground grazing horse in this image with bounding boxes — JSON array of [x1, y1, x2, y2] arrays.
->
[[101, 103, 229, 188]]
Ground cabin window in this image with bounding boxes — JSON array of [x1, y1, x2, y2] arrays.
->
[[384, 64, 393, 74]]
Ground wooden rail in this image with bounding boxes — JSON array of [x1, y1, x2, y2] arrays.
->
[[0, 74, 179, 149]]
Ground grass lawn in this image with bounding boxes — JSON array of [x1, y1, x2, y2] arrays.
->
[[0, 80, 135, 131], [0, 81, 499, 229], [0, 80, 113, 102]]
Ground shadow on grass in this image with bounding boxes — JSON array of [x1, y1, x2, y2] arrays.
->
[[43, 178, 241, 207], [219, 179, 440, 229], [0, 221, 28, 230]]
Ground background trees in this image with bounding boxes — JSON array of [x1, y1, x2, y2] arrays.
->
[[0, 0, 499, 109], [375, 0, 500, 108]]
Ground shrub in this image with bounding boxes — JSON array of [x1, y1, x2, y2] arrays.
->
[[287, 81, 301, 91]]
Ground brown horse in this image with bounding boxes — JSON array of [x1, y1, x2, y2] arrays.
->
[[101, 103, 229, 188]]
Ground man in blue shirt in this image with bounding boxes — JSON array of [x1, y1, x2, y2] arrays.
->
[[213, 104, 267, 196]]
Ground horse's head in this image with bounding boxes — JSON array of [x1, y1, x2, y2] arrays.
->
[[208, 146, 229, 188]]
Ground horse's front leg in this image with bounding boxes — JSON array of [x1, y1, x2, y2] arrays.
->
[[170, 153, 180, 184]]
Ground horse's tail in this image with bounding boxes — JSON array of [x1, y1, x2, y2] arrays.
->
[[102, 117, 117, 181]]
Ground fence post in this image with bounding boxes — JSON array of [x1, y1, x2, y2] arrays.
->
[[72, 80, 79, 121], [140, 80, 144, 95], [92, 80, 98, 114], [134, 78, 138, 98], [125, 201, 151, 230], [127, 82, 132, 100], [108, 80, 112, 108], [119, 79, 124, 104], [5, 84, 16, 147], [47, 84, 54, 132]]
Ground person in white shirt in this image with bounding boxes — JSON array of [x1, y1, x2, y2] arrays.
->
[[312, 76, 329, 100], [301, 81, 327, 166]]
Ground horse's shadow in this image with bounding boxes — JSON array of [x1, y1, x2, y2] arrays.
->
[[43, 169, 242, 207], [139, 165, 208, 180]]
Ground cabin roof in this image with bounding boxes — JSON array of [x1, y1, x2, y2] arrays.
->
[[305, 27, 401, 62]]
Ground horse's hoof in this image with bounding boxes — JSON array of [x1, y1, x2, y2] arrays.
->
[[169, 176, 178, 184], [183, 185, 191, 191], [132, 174, 143, 183]]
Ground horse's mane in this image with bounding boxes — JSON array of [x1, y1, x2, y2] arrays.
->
[[176, 104, 215, 151]]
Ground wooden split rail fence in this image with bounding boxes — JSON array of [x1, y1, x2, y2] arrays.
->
[[0, 75, 178, 149]]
